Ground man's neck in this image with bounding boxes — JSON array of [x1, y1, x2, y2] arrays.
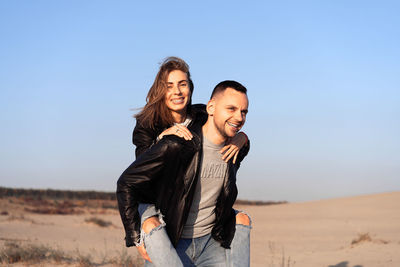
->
[[202, 121, 226, 145]]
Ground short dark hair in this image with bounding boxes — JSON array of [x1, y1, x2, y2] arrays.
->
[[210, 80, 247, 99]]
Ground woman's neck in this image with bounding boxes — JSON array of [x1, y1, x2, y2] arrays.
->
[[171, 110, 187, 123]]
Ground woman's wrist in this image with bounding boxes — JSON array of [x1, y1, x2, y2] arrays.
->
[[239, 132, 248, 144]]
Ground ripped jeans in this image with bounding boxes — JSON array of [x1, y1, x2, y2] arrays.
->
[[138, 204, 251, 267]]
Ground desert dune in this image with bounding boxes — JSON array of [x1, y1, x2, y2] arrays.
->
[[0, 190, 399, 266]]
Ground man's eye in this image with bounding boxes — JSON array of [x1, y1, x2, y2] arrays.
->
[[180, 83, 187, 87]]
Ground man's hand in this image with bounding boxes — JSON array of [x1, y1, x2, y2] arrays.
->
[[158, 125, 193, 141], [136, 244, 152, 262], [220, 132, 248, 164]]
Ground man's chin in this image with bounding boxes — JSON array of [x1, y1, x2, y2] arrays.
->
[[226, 131, 238, 138]]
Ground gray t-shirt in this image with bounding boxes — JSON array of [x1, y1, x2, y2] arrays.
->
[[181, 136, 228, 238]]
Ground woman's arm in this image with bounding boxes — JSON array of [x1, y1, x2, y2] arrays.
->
[[133, 122, 193, 158], [117, 139, 169, 247], [132, 123, 159, 158], [220, 132, 250, 164]]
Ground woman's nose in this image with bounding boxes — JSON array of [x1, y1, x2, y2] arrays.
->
[[173, 84, 182, 94]]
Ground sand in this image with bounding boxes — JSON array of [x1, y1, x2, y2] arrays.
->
[[1, 191, 399, 266]]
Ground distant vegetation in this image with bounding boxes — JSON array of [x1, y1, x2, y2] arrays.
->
[[0, 187, 116, 200], [235, 199, 288, 206], [0, 241, 142, 266], [0, 186, 287, 206]]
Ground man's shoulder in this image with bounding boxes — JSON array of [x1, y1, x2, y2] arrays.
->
[[160, 134, 201, 153]]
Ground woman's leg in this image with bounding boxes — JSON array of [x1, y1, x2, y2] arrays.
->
[[138, 204, 183, 267], [230, 211, 252, 267]]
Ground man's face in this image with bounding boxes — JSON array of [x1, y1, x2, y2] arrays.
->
[[208, 88, 249, 139]]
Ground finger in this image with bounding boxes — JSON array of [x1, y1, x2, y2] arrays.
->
[[233, 151, 239, 164], [222, 146, 235, 160], [172, 126, 184, 138], [223, 150, 234, 162], [176, 125, 193, 139], [143, 251, 152, 262], [174, 126, 192, 140], [222, 146, 237, 161], [177, 130, 191, 141], [222, 145, 237, 158], [182, 131, 192, 140], [220, 145, 231, 154], [137, 245, 152, 262]]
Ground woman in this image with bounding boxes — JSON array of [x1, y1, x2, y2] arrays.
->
[[130, 57, 250, 266], [133, 56, 248, 163]]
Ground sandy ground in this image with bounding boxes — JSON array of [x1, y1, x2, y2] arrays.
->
[[1, 191, 399, 267]]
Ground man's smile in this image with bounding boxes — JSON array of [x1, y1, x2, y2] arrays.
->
[[227, 121, 241, 131]]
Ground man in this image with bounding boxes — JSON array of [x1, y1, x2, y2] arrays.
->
[[117, 80, 251, 266]]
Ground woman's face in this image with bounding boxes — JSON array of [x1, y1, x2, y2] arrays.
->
[[164, 70, 191, 119]]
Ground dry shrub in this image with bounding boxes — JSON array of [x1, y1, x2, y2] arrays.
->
[[102, 201, 118, 209], [109, 248, 143, 267], [24, 200, 84, 215], [351, 232, 372, 245], [0, 241, 69, 264], [85, 217, 112, 227], [24, 206, 83, 215], [6, 214, 37, 224], [0, 241, 143, 266]]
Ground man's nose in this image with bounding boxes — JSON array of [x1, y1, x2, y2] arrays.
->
[[234, 110, 244, 122]]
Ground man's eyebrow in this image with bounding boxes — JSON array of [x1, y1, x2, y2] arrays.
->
[[225, 105, 248, 113]]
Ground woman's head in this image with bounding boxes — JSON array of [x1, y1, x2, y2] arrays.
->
[[136, 57, 194, 129]]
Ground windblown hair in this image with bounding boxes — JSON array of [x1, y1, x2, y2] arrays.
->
[[135, 57, 194, 129], [210, 80, 247, 99]]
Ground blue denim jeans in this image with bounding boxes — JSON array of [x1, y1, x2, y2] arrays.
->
[[230, 210, 252, 267], [138, 203, 251, 267]]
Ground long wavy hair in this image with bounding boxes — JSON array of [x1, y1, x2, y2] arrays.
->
[[135, 57, 194, 129]]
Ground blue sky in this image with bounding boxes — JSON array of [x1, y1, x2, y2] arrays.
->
[[1, 1, 399, 202]]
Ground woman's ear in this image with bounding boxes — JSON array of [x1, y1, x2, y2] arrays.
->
[[206, 98, 215, 116]]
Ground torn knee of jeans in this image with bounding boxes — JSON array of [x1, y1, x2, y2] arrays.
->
[[235, 211, 252, 227], [140, 214, 166, 246]]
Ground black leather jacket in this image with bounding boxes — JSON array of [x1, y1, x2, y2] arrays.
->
[[116, 104, 250, 248], [132, 104, 207, 158]]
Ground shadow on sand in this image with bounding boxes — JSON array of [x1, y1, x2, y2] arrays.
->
[[328, 261, 363, 267]]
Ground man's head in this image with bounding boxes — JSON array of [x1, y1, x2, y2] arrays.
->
[[205, 80, 249, 144]]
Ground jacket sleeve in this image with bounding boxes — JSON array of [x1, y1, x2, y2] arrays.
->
[[235, 139, 250, 168], [116, 140, 170, 247], [132, 121, 159, 158]]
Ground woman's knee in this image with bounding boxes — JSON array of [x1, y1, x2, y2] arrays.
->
[[142, 216, 161, 234], [236, 212, 251, 226]]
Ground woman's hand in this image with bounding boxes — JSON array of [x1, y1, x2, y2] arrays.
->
[[220, 132, 248, 164], [158, 125, 193, 141], [137, 244, 152, 262]]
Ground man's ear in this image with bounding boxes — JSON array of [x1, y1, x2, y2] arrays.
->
[[206, 98, 216, 116]]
